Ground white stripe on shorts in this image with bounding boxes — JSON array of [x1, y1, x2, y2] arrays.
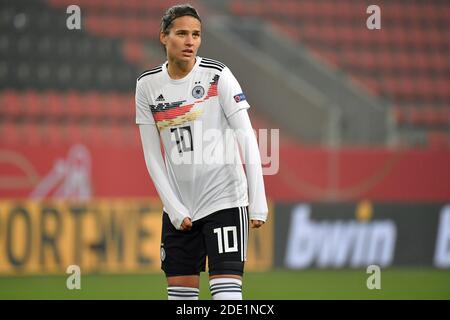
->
[[243, 207, 248, 261], [239, 207, 244, 261]]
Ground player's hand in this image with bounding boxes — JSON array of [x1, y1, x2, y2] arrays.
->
[[180, 217, 192, 231], [250, 220, 265, 229]]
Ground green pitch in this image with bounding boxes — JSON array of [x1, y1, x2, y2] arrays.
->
[[1, 268, 449, 300]]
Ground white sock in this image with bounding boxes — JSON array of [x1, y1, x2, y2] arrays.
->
[[209, 278, 242, 300], [167, 286, 199, 300]]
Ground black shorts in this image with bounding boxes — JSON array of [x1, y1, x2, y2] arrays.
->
[[160, 206, 249, 277]]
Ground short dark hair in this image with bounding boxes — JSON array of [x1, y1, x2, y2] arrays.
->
[[160, 4, 202, 34]]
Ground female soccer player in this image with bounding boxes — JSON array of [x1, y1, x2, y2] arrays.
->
[[136, 4, 268, 300]]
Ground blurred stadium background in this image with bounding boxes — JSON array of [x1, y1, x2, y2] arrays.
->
[[0, 0, 449, 299]]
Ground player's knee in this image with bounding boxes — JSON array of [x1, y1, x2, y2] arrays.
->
[[166, 275, 200, 300], [208, 261, 244, 276], [166, 275, 200, 288]]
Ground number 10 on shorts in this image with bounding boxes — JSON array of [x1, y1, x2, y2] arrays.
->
[[213, 227, 238, 254]]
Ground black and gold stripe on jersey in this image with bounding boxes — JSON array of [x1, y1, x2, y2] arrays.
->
[[137, 65, 163, 81], [199, 58, 225, 72]]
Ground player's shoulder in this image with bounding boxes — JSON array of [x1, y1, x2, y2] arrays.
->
[[198, 57, 228, 73], [137, 64, 164, 82]]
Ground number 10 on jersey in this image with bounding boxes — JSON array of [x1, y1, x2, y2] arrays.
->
[[213, 227, 238, 254], [170, 126, 193, 154]]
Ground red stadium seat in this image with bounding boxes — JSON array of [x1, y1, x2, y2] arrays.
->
[[409, 107, 423, 126], [393, 106, 406, 125], [122, 124, 140, 147], [439, 107, 450, 126], [99, 124, 121, 146], [65, 91, 84, 121], [83, 123, 104, 146], [122, 40, 145, 65], [104, 92, 123, 120], [423, 106, 441, 127], [44, 91, 64, 120], [427, 131, 449, 149], [43, 123, 64, 146], [22, 122, 43, 146], [2, 90, 21, 119], [83, 92, 103, 120], [0, 122, 21, 145], [435, 79, 449, 100], [22, 90, 43, 119], [120, 94, 135, 120], [64, 123, 84, 143]]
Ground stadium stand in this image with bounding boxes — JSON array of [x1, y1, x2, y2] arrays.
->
[[226, 0, 449, 147], [0, 0, 167, 147], [0, 0, 448, 148], [0, 0, 295, 149]]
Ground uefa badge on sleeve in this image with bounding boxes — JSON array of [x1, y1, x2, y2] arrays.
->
[[233, 93, 246, 103]]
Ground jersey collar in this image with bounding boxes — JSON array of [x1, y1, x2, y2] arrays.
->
[[163, 56, 202, 84]]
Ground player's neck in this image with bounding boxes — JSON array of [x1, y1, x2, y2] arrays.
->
[[166, 57, 196, 80]]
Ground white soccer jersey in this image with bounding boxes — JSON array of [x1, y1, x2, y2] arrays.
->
[[136, 57, 252, 221]]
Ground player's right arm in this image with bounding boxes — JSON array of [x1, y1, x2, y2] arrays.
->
[[136, 80, 191, 230]]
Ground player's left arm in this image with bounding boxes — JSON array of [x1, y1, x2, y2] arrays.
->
[[218, 66, 268, 227], [228, 109, 268, 228]]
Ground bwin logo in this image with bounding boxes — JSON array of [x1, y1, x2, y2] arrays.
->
[[285, 205, 397, 269]]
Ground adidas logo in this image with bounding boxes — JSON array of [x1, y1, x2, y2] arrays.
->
[[156, 94, 165, 102]]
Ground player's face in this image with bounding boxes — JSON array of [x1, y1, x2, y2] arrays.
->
[[161, 16, 201, 63]]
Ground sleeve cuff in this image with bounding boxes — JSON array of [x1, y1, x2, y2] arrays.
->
[[248, 214, 268, 222]]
